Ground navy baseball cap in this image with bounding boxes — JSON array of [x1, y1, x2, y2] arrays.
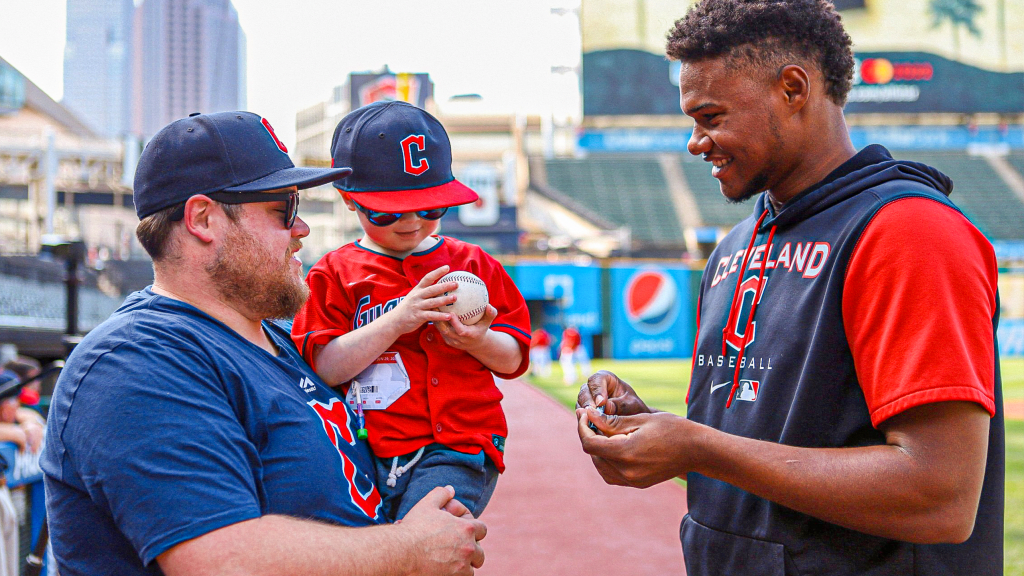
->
[[330, 101, 478, 212], [133, 111, 352, 219]]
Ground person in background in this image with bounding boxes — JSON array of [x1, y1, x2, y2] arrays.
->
[[559, 325, 590, 386], [0, 371, 19, 576], [0, 356, 44, 453], [529, 327, 553, 378]]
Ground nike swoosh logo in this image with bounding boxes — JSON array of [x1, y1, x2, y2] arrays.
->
[[710, 382, 731, 394]]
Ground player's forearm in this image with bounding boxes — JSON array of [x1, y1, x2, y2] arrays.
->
[[314, 316, 405, 385], [159, 515, 417, 576], [466, 331, 522, 374], [688, 405, 988, 543]]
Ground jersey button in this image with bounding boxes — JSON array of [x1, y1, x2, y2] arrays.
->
[[431, 377, 439, 386], [426, 333, 434, 342], [436, 424, 443, 433]]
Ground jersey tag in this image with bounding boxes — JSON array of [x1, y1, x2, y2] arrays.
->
[[346, 351, 410, 410], [491, 435, 505, 453]]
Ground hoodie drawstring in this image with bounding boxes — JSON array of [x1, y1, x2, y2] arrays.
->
[[723, 209, 776, 409], [386, 446, 425, 488], [722, 210, 769, 356]]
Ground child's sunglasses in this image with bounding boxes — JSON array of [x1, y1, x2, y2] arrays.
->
[[170, 190, 300, 229], [352, 201, 448, 227]]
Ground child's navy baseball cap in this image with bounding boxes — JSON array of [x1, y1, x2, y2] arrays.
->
[[133, 111, 352, 219], [329, 101, 479, 212]]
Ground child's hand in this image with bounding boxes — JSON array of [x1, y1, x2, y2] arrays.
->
[[435, 305, 498, 352], [390, 266, 458, 334]]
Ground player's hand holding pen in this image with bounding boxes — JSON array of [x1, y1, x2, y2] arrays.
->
[[576, 370, 655, 417], [390, 265, 459, 334], [576, 370, 696, 488]]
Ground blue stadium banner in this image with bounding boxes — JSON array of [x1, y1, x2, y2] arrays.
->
[[580, 125, 1024, 153], [582, 49, 681, 116], [609, 265, 692, 359], [583, 48, 1023, 116], [993, 242, 1024, 262], [999, 319, 1024, 357], [513, 263, 603, 357], [0, 442, 42, 487], [846, 52, 1024, 114]]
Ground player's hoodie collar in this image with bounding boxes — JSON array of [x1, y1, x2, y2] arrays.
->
[[753, 144, 954, 232], [714, 144, 954, 409]]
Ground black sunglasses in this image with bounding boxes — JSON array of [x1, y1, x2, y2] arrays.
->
[[352, 200, 448, 227], [170, 191, 300, 229]]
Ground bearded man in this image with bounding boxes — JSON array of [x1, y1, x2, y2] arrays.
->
[[41, 112, 487, 576]]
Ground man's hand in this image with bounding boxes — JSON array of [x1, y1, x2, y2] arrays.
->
[[434, 305, 497, 352], [390, 266, 458, 334], [401, 486, 487, 576], [576, 370, 654, 417], [576, 406, 693, 488]]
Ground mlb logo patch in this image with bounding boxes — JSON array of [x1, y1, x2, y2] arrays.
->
[[735, 380, 759, 402]]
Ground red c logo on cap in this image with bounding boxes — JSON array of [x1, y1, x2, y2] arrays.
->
[[401, 134, 429, 176], [261, 118, 289, 154]]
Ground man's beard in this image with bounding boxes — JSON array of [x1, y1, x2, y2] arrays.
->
[[206, 224, 310, 320], [727, 171, 770, 204]]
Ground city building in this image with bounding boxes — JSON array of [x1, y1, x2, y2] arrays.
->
[[133, 0, 247, 138], [62, 0, 135, 137], [0, 56, 134, 257]]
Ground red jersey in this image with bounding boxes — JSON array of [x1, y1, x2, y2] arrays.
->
[[531, 329, 551, 349], [292, 236, 531, 472]]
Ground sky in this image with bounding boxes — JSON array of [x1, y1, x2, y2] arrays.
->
[[0, 0, 582, 145]]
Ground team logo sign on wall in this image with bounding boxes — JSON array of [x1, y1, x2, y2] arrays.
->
[[624, 269, 680, 335]]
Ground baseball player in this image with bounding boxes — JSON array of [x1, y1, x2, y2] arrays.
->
[[559, 325, 591, 385], [577, 0, 1002, 574], [528, 327, 553, 378], [292, 101, 531, 521]]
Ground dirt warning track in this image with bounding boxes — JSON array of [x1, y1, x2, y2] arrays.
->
[[478, 379, 688, 576]]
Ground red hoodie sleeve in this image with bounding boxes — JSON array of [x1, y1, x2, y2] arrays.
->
[[842, 197, 997, 427]]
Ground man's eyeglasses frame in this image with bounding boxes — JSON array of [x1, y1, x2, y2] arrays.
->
[[169, 191, 300, 229]]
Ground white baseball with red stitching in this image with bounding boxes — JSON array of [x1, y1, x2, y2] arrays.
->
[[437, 271, 489, 325]]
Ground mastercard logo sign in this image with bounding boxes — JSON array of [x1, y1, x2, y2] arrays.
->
[[856, 58, 934, 85]]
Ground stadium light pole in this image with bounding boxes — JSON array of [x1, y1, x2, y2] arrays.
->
[[549, 2, 583, 159], [40, 235, 86, 357]]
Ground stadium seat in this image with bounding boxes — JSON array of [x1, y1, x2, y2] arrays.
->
[[892, 150, 1024, 241], [544, 156, 684, 246]]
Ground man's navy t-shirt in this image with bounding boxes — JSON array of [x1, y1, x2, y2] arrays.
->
[[41, 289, 384, 575]]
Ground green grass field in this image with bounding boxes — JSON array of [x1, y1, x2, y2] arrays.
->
[[527, 357, 1024, 574]]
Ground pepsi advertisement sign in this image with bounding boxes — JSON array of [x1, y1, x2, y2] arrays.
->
[[610, 265, 692, 359]]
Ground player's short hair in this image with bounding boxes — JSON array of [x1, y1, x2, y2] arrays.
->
[[666, 0, 855, 106], [136, 200, 241, 261]]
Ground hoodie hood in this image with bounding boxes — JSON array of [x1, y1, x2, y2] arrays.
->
[[753, 144, 953, 232]]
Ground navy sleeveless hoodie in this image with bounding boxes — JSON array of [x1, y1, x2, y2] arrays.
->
[[684, 145, 1004, 576]]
